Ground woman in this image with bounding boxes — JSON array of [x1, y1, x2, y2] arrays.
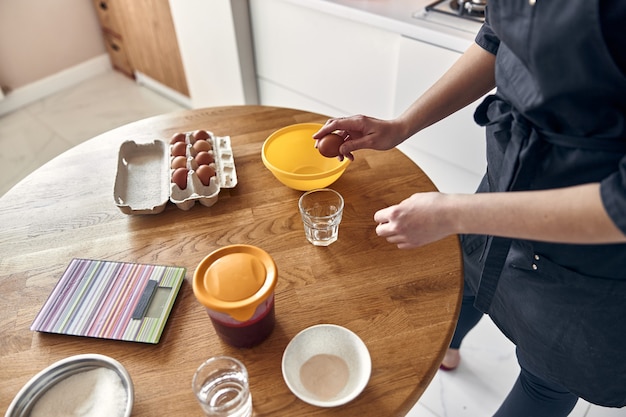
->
[[313, 1, 626, 416]]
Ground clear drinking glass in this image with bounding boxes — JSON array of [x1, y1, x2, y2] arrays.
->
[[192, 356, 252, 417], [298, 188, 344, 246]]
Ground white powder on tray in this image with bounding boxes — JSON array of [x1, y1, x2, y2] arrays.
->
[[30, 367, 128, 417]]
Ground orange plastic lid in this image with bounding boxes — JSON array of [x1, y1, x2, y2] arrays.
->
[[193, 245, 277, 321]]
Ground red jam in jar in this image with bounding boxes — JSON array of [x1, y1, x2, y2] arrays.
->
[[209, 297, 276, 348], [193, 245, 278, 348]]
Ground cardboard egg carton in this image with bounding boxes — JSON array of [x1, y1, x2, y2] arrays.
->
[[114, 131, 237, 214]]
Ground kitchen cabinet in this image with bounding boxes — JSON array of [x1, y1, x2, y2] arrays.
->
[[92, 0, 133, 78], [249, 0, 399, 118], [394, 35, 486, 192], [249, 0, 486, 192], [92, 0, 189, 97], [119, 0, 188, 97]]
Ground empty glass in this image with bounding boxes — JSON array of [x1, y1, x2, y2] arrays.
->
[[298, 188, 344, 246]]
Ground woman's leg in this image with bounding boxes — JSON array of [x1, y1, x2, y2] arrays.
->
[[444, 232, 488, 369], [493, 350, 578, 417], [450, 289, 484, 349], [441, 285, 484, 369]]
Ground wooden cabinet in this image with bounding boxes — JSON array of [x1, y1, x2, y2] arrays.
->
[[93, 0, 133, 77], [118, 0, 189, 97], [92, 0, 189, 97], [101, 32, 133, 77]]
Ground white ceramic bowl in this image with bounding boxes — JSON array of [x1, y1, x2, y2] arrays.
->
[[282, 324, 371, 407], [5, 353, 134, 417]]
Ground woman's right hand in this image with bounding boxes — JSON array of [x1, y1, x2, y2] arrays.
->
[[312, 115, 406, 161]]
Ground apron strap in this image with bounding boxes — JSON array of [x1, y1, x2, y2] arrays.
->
[[473, 98, 542, 311], [474, 236, 513, 311], [537, 128, 626, 153]]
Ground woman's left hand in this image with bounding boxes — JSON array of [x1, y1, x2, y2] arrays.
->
[[374, 192, 454, 249]]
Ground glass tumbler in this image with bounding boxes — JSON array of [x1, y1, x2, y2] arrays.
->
[[192, 356, 252, 417], [298, 188, 344, 246]]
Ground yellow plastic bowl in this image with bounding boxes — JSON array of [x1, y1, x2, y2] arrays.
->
[[262, 123, 350, 191]]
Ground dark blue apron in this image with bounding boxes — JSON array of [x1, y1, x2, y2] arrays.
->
[[463, 0, 626, 407]]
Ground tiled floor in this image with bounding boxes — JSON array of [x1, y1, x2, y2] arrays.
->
[[1, 70, 623, 417], [0, 71, 185, 197]]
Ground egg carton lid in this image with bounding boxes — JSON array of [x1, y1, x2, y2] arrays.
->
[[113, 136, 237, 215]]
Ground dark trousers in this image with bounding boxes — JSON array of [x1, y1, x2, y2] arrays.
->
[[450, 289, 579, 417]]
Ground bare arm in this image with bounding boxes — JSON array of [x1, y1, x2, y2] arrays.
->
[[313, 43, 496, 160], [374, 183, 626, 249], [396, 42, 496, 138], [373, 47, 626, 248]]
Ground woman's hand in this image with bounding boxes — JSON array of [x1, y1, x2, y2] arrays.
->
[[312, 115, 406, 161], [374, 192, 455, 249], [374, 184, 626, 250]]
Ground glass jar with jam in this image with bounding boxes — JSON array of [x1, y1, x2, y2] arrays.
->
[[193, 244, 277, 348]]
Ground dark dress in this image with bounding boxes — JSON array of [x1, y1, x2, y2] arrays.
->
[[463, 0, 626, 407]]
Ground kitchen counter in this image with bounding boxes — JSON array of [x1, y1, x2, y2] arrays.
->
[[282, 0, 482, 53]]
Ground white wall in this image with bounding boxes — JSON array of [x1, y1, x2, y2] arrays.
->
[[0, 0, 105, 90], [169, 0, 258, 108]]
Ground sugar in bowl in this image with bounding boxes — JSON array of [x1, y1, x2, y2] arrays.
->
[[193, 244, 278, 348]]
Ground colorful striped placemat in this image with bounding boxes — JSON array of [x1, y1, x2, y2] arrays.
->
[[31, 258, 186, 344]]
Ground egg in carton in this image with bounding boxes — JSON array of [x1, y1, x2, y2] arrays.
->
[[169, 130, 237, 210], [113, 130, 237, 215]]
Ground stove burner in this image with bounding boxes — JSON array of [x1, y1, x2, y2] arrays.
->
[[426, 0, 486, 23], [451, 0, 486, 17]]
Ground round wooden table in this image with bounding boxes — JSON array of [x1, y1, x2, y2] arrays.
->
[[0, 105, 462, 416]]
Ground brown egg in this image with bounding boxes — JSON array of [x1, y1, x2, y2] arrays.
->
[[171, 167, 189, 189], [193, 130, 210, 141], [194, 151, 215, 166], [317, 133, 344, 158], [196, 164, 216, 186], [170, 132, 186, 144], [193, 139, 213, 153], [171, 155, 187, 170], [171, 141, 187, 157]]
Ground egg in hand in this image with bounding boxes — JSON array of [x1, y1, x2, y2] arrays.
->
[[316, 133, 344, 158]]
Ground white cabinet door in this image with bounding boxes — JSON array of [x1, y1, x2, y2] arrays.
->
[[257, 79, 347, 118], [394, 36, 487, 184], [250, 0, 399, 118]]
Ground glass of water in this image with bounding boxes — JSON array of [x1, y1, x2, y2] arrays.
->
[[192, 356, 252, 417], [298, 188, 344, 246]]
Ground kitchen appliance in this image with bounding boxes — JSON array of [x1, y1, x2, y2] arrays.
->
[[414, 0, 486, 34], [431, 0, 486, 21]]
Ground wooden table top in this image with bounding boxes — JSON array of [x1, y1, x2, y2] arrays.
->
[[0, 105, 462, 416]]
